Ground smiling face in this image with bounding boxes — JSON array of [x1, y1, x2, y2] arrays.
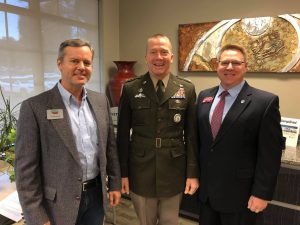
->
[[217, 49, 247, 90], [145, 36, 174, 79], [57, 46, 93, 94]]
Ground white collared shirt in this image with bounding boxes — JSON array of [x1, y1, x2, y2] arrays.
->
[[209, 80, 245, 123], [58, 82, 99, 181]]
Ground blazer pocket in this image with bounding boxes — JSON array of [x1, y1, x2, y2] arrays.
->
[[43, 186, 57, 201], [236, 168, 254, 179]]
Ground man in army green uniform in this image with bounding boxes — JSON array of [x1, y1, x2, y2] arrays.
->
[[117, 34, 199, 225]]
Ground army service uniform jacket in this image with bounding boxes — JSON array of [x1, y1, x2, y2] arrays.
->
[[117, 72, 199, 198]]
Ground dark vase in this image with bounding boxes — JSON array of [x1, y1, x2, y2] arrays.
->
[[109, 61, 136, 106]]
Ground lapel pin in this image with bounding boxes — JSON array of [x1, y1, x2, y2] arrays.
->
[[241, 99, 245, 104], [202, 97, 214, 103]]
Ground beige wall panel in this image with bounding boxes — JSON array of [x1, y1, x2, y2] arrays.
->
[[115, 0, 300, 118]]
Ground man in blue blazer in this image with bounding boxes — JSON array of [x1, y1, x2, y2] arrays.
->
[[197, 44, 283, 225], [15, 39, 121, 225]]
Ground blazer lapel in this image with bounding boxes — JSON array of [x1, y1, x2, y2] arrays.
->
[[86, 90, 104, 154], [213, 82, 252, 144], [47, 85, 81, 165]]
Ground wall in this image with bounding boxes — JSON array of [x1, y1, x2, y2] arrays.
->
[[99, 0, 119, 92], [114, 0, 300, 118]]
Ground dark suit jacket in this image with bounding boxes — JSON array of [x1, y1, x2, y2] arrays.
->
[[117, 73, 199, 197], [15, 85, 121, 225], [197, 81, 283, 212]]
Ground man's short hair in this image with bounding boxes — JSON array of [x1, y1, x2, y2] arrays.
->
[[217, 44, 247, 62], [146, 34, 173, 52], [58, 39, 94, 61]]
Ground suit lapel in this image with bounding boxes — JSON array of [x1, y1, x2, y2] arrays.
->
[[213, 82, 252, 144], [205, 88, 219, 139], [47, 85, 81, 165]]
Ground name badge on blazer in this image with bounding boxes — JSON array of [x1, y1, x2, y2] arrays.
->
[[47, 109, 63, 120]]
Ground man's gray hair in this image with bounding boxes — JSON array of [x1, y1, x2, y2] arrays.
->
[[58, 38, 94, 61]]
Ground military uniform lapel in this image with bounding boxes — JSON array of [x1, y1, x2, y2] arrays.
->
[[160, 74, 181, 105], [141, 73, 159, 103], [47, 86, 81, 165], [213, 82, 252, 144]]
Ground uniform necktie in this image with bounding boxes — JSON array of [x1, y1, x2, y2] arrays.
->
[[156, 80, 164, 101], [211, 90, 229, 139]]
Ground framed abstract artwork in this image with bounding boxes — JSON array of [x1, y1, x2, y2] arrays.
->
[[179, 14, 300, 72]]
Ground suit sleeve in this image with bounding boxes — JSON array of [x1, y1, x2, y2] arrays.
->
[[116, 85, 132, 177], [185, 85, 200, 178], [15, 100, 49, 225], [252, 95, 283, 200]]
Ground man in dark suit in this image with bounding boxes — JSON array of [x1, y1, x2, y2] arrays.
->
[[117, 34, 199, 225], [15, 39, 121, 225], [197, 44, 283, 225]]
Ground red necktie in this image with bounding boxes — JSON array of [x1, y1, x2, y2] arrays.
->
[[211, 91, 229, 139]]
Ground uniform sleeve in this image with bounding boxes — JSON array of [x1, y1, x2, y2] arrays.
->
[[184, 84, 200, 178], [116, 85, 132, 177]]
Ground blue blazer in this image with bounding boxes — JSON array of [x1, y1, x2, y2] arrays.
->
[[196, 81, 283, 212]]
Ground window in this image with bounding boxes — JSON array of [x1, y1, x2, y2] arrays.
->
[[0, 0, 100, 108]]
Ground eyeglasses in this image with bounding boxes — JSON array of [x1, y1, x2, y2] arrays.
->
[[219, 60, 245, 67]]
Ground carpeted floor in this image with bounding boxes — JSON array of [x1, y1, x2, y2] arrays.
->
[[104, 197, 198, 225]]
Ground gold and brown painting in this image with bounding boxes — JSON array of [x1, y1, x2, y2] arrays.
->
[[179, 14, 300, 72]]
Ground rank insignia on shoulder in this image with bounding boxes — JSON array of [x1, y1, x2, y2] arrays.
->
[[176, 76, 192, 83], [125, 77, 139, 83], [171, 87, 186, 99]]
